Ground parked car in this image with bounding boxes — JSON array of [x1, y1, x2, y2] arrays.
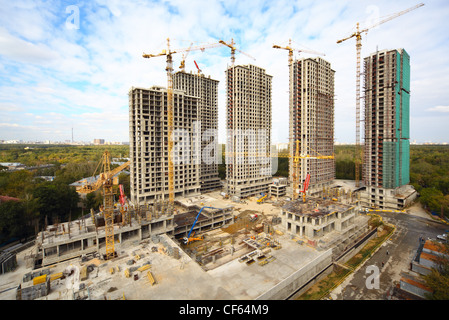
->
[[436, 234, 447, 242]]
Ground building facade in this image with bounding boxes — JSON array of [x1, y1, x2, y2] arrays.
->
[[173, 71, 221, 192], [361, 48, 415, 209], [225, 64, 272, 198], [289, 57, 335, 194], [129, 86, 201, 205]]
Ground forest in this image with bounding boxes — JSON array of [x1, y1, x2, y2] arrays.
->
[[1, 143, 448, 245], [0, 144, 129, 244]]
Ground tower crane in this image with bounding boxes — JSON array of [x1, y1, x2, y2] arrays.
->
[[224, 141, 333, 201], [273, 39, 325, 66], [218, 38, 256, 66], [143, 38, 222, 205], [76, 151, 130, 260], [179, 42, 194, 72], [272, 39, 326, 200], [336, 3, 424, 188], [290, 140, 334, 201]]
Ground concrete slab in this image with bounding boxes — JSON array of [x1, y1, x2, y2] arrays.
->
[[1, 191, 358, 301], [1, 231, 327, 300]]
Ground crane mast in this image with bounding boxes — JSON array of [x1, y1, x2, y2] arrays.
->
[[166, 40, 175, 205], [336, 3, 424, 188], [77, 151, 130, 260], [143, 38, 224, 205], [272, 39, 326, 200]]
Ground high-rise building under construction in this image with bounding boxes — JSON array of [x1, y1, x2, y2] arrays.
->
[[226, 64, 272, 198], [173, 71, 221, 193], [129, 86, 201, 205], [361, 48, 416, 209], [289, 57, 335, 193]]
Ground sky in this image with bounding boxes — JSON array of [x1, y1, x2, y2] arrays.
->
[[0, 0, 448, 144]]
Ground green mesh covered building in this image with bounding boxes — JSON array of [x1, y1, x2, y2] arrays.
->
[[361, 48, 417, 210]]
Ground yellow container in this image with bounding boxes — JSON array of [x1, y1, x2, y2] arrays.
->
[[50, 272, 63, 282], [147, 271, 155, 285], [124, 268, 130, 278], [138, 264, 151, 272], [33, 274, 47, 285]]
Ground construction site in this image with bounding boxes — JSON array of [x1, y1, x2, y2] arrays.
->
[[0, 182, 379, 300], [0, 4, 424, 301]]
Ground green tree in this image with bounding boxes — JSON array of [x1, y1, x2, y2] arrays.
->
[[83, 191, 103, 211], [0, 201, 32, 243], [32, 181, 80, 225], [0, 170, 35, 198]]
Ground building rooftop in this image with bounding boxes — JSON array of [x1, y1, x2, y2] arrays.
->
[[401, 274, 433, 293], [281, 197, 352, 217], [423, 240, 448, 256]]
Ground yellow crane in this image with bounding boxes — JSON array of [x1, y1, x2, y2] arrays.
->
[[143, 38, 222, 205], [180, 41, 225, 74], [272, 39, 327, 200], [224, 141, 333, 200], [290, 141, 334, 201], [219, 38, 255, 66], [336, 3, 424, 188], [77, 151, 130, 260], [179, 42, 194, 72], [273, 39, 325, 66]]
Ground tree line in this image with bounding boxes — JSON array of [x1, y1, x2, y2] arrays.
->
[[1, 144, 448, 244], [0, 145, 129, 244]]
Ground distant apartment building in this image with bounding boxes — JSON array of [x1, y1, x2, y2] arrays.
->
[[129, 86, 201, 205], [93, 139, 105, 145], [173, 71, 221, 192], [275, 142, 289, 152], [361, 48, 417, 209], [225, 64, 272, 198], [289, 57, 335, 193]]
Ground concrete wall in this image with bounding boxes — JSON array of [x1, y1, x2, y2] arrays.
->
[[255, 249, 333, 300], [0, 252, 17, 274], [411, 261, 431, 276], [400, 279, 431, 299], [336, 228, 377, 264]]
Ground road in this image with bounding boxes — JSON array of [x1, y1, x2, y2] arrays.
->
[[329, 211, 448, 300]]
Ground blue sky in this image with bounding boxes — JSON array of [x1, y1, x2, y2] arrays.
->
[[0, 0, 448, 144]]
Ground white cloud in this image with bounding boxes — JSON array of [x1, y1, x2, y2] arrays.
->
[[0, 0, 448, 144], [0, 123, 20, 127], [427, 106, 449, 113]]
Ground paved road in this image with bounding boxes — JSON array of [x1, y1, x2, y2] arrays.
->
[[329, 212, 448, 300]]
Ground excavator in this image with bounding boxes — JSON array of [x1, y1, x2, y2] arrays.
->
[[183, 206, 220, 244], [257, 193, 268, 204]]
